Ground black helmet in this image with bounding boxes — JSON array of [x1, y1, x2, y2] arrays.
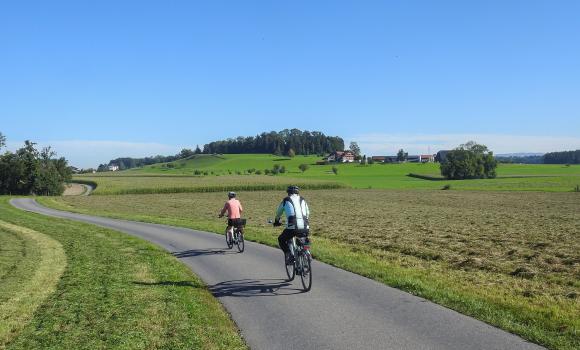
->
[[228, 191, 236, 198], [286, 185, 299, 195]]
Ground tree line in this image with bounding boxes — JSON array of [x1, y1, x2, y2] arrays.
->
[[97, 147, 204, 171], [0, 133, 72, 195], [543, 150, 580, 164], [202, 129, 344, 156]]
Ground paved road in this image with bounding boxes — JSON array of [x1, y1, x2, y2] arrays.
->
[[11, 198, 543, 350]]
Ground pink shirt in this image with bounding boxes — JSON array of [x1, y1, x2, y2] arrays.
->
[[221, 199, 243, 219]]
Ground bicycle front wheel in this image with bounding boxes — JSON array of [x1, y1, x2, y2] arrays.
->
[[299, 252, 312, 292], [285, 254, 295, 281], [236, 231, 245, 253], [225, 231, 233, 249]]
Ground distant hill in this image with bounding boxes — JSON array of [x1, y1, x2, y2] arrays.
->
[[496, 153, 544, 157]]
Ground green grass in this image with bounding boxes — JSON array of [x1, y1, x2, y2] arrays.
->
[[73, 174, 346, 195], [41, 190, 580, 350], [0, 221, 66, 348], [0, 197, 247, 350], [87, 154, 580, 192]]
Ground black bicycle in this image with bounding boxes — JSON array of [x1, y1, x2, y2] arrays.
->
[[285, 233, 312, 291], [225, 219, 246, 253]]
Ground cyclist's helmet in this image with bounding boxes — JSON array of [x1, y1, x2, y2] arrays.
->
[[286, 185, 299, 195], [228, 191, 236, 199]]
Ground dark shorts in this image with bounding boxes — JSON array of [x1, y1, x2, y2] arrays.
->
[[227, 218, 245, 227]]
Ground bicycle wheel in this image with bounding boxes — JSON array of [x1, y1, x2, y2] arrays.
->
[[236, 230, 245, 253], [299, 252, 312, 292], [225, 230, 233, 249], [285, 253, 295, 281]]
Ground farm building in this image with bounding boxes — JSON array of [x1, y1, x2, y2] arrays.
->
[[435, 150, 451, 163], [326, 151, 355, 163], [108, 164, 119, 171], [420, 154, 435, 162]]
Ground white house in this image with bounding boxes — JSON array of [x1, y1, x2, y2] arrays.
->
[[108, 164, 119, 171]]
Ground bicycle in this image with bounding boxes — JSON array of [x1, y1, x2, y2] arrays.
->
[[286, 233, 312, 291], [225, 218, 246, 253], [270, 219, 312, 291]]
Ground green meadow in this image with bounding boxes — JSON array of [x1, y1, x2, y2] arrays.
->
[[78, 154, 580, 193]]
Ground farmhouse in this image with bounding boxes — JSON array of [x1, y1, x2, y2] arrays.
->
[[108, 164, 119, 171], [326, 151, 355, 163], [372, 155, 399, 163], [420, 154, 435, 163]]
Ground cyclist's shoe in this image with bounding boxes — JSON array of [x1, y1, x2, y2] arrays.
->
[[285, 252, 295, 265]]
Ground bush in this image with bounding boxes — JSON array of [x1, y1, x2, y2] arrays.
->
[[442, 184, 451, 190], [332, 166, 338, 175], [299, 164, 310, 173], [255, 170, 262, 175], [193, 170, 202, 175]]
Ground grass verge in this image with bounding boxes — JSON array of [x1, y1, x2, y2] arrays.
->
[[0, 221, 66, 348], [40, 190, 580, 350], [0, 197, 246, 350]]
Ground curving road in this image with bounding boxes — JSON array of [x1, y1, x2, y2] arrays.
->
[[11, 198, 543, 350]]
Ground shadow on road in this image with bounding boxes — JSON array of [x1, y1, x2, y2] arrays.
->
[[172, 248, 238, 258], [209, 278, 304, 297], [133, 280, 202, 288]]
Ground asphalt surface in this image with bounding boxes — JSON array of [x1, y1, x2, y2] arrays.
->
[[11, 198, 544, 350]]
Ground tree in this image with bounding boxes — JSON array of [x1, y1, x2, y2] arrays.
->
[[397, 149, 408, 162], [180, 148, 195, 159], [349, 142, 361, 160], [299, 164, 310, 173], [332, 166, 339, 175], [440, 141, 497, 180], [274, 143, 282, 156], [194, 145, 202, 154], [0, 141, 71, 195], [287, 148, 296, 157], [0, 132, 5, 149]]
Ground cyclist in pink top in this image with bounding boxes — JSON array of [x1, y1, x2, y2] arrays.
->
[[219, 191, 243, 243]]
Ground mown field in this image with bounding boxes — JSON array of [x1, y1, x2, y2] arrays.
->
[[0, 198, 246, 350], [84, 154, 580, 192], [41, 189, 580, 350]]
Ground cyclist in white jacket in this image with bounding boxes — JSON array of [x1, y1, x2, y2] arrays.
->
[[274, 185, 310, 264]]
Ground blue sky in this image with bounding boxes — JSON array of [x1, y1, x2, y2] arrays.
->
[[1, 1, 579, 167]]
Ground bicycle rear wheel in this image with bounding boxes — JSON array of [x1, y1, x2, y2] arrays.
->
[[236, 230, 245, 252], [299, 252, 312, 292]]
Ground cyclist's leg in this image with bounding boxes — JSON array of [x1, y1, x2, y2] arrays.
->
[[277, 229, 293, 253]]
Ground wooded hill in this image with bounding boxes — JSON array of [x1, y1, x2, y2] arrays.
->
[[202, 129, 344, 155]]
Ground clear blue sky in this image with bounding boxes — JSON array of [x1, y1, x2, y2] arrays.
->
[[1, 1, 579, 167]]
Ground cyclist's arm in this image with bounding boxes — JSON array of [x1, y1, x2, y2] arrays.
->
[[304, 201, 310, 219], [219, 203, 228, 217], [239, 201, 243, 214], [275, 201, 284, 221]]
